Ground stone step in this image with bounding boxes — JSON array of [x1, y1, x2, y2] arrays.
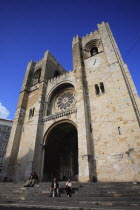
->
[[0, 182, 140, 209], [0, 182, 139, 188], [1, 198, 140, 208], [0, 199, 140, 209], [0, 181, 138, 185], [3, 196, 140, 202], [1, 192, 140, 201], [1, 187, 140, 194], [0, 182, 139, 190], [1, 190, 140, 198], [1, 190, 140, 196]]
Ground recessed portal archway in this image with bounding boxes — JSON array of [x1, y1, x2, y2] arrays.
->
[[43, 122, 78, 181]]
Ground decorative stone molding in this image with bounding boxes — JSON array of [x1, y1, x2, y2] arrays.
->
[[29, 83, 39, 92], [43, 108, 77, 122], [84, 39, 100, 52], [54, 88, 76, 113]]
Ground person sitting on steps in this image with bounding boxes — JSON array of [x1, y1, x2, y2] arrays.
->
[[65, 179, 72, 197], [50, 177, 60, 197], [30, 172, 39, 187], [23, 172, 39, 187], [23, 172, 33, 187]]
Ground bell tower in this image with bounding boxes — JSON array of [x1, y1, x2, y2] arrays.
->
[[72, 22, 140, 182], [1, 51, 66, 181]]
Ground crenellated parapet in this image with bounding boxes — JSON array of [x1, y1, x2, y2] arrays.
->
[[72, 29, 100, 49], [72, 35, 81, 47], [81, 30, 100, 44], [47, 70, 75, 86]]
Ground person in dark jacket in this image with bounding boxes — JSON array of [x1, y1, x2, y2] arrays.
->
[[30, 172, 39, 187], [50, 177, 60, 197], [23, 172, 39, 187], [23, 173, 33, 187]]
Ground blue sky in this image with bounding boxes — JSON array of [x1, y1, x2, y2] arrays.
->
[[0, 0, 140, 120]]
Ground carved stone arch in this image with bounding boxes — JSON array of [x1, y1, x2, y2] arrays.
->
[[83, 39, 101, 59], [84, 39, 100, 52], [46, 82, 76, 116], [43, 119, 77, 145], [42, 119, 78, 181], [46, 81, 75, 102]]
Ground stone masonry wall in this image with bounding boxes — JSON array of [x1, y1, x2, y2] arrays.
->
[[81, 22, 140, 181]]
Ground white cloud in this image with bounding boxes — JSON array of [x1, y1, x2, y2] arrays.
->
[[0, 102, 10, 119]]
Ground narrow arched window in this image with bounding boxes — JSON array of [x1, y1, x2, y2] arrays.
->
[[118, 127, 122, 135], [32, 69, 41, 85], [29, 107, 35, 118], [90, 47, 98, 56], [95, 84, 100, 95], [100, 82, 105, 93]]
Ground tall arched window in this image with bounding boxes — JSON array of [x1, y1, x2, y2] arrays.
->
[[32, 69, 41, 85], [90, 47, 98, 56]]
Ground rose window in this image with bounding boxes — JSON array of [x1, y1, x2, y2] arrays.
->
[[55, 90, 75, 112]]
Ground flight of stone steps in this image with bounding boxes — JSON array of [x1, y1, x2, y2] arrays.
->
[[0, 181, 140, 209]]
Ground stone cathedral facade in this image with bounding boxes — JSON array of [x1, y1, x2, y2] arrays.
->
[[1, 22, 140, 182]]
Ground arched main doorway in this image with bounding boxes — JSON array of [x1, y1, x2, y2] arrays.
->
[[43, 122, 78, 181]]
